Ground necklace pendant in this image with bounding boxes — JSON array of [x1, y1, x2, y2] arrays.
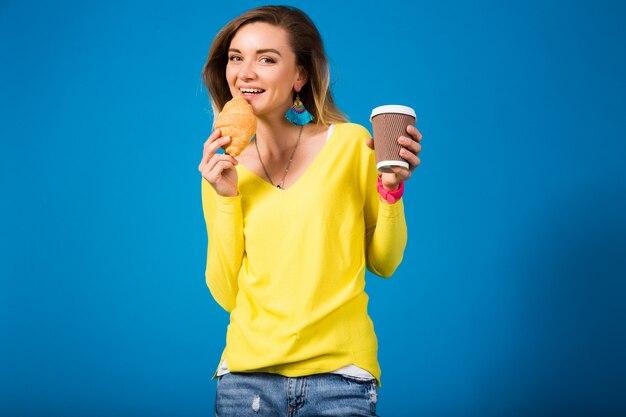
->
[[254, 125, 303, 191]]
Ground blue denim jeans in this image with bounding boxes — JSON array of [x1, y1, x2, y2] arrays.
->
[[215, 372, 379, 417]]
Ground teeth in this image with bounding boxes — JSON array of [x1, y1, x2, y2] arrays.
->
[[240, 88, 264, 94]]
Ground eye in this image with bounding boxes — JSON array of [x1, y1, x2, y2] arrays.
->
[[228, 55, 242, 62], [260, 57, 276, 64]]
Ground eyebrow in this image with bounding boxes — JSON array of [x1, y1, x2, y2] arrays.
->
[[228, 48, 282, 57]]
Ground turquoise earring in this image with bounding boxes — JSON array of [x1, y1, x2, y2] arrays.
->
[[285, 93, 314, 126]]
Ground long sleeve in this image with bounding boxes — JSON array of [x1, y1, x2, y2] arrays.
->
[[201, 179, 244, 312], [363, 149, 408, 278]]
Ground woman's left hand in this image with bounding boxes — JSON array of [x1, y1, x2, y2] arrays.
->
[[366, 124, 423, 190]]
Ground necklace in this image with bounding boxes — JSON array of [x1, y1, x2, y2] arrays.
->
[[254, 125, 304, 189]]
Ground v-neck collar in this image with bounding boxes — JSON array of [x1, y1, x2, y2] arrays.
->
[[238, 124, 338, 192]]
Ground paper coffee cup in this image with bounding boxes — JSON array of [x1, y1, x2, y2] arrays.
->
[[370, 105, 417, 173]]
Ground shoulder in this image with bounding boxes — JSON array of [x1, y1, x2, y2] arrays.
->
[[332, 122, 372, 141], [331, 123, 372, 154], [327, 123, 375, 176]]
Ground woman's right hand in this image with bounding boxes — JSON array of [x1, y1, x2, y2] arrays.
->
[[198, 129, 239, 197]]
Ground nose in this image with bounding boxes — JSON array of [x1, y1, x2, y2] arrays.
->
[[237, 61, 256, 81]]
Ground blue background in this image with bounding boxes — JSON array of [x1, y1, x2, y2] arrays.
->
[[2, 0, 625, 416]]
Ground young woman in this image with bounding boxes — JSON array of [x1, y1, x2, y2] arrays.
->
[[199, 6, 422, 416]]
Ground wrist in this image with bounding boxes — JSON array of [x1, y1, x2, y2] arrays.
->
[[381, 182, 400, 192], [377, 175, 404, 204], [215, 188, 239, 198]]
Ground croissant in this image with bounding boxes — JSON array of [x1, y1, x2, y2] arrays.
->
[[214, 96, 256, 156]]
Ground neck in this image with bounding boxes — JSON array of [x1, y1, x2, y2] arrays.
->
[[255, 115, 304, 156]]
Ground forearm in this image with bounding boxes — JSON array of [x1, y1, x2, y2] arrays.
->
[[202, 181, 244, 311], [366, 199, 407, 278]]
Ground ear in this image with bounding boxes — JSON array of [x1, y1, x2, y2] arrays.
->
[[294, 66, 308, 92]]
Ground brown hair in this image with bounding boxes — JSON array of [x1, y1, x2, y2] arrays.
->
[[202, 5, 347, 125]]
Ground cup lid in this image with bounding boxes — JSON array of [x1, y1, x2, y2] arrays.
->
[[370, 105, 416, 121]]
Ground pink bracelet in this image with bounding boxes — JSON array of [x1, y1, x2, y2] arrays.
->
[[377, 175, 404, 204]]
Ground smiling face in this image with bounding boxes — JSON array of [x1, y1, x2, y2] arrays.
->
[[226, 22, 306, 119]]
